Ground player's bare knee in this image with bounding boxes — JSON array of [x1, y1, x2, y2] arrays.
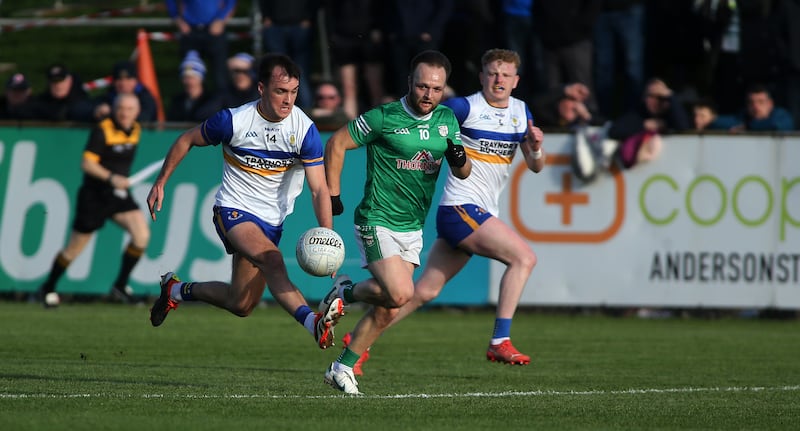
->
[[516, 249, 537, 273], [415, 286, 440, 305], [228, 297, 257, 317], [131, 231, 150, 249], [385, 286, 414, 308]]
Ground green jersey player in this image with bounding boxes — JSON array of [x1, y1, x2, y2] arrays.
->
[[322, 50, 471, 395]]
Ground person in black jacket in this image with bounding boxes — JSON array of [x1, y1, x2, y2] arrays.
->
[[383, 0, 454, 99], [167, 50, 222, 123], [93, 61, 158, 124], [220, 52, 259, 108], [323, 0, 386, 118], [30, 63, 95, 123], [0, 73, 36, 120], [534, 0, 601, 112], [259, 0, 319, 109]]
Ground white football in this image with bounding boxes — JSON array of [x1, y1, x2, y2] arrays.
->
[[44, 292, 60, 307], [295, 227, 345, 277]]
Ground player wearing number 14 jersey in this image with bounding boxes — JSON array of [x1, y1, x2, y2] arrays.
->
[[145, 53, 344, 352]]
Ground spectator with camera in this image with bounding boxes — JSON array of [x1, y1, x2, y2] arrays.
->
[[607, 77, 690, 168]]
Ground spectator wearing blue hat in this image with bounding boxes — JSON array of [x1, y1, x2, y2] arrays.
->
[[167, 50, 222, 122], [93, 61, 159, 123], [221, 52, 259, 108]]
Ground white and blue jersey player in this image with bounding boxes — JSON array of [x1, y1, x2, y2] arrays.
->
[[387, 49, 546, 366], [146, 53, 344, 351], [202, 100, 323, 253]]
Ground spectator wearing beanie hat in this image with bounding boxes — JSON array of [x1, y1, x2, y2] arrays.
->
[[221, 52, 259, 108], [167, 50, 222, 122]]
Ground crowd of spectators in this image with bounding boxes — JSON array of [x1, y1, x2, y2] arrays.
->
[[1, 0, 799, 135]]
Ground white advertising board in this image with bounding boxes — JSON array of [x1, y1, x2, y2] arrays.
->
[[494, 133, 800, 309]]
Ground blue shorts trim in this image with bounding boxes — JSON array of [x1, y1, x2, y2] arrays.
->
[[212, 206, 283, 254], [436, 204, 494, 248]]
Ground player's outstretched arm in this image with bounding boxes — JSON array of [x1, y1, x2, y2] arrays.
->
[[146, 126, 208, 220], [324, 126, 358, 216], [305, 164, 333, 229]]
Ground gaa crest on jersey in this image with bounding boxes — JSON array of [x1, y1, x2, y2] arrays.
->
[[512, 116, 520, 127], [438, 125, 448, 137]]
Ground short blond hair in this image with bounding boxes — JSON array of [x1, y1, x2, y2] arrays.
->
[[481, 49, 521, 69]]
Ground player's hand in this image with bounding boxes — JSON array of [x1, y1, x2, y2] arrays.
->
[[529, 125, 544, 151], [444, 138, 466, 168], [331, 195, 344, 216], [146, 184, 164, 221]]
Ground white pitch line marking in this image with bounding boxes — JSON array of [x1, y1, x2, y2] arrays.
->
[[1, 385, 799, 400]]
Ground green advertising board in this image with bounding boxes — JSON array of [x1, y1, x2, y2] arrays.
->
[[0, 126, 487, 304]]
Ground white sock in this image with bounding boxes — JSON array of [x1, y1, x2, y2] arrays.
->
[[169, 282, 184, 302], [490, 337, 510, 346], [303, 312, 317, 336], [332, 361, 353, 372]]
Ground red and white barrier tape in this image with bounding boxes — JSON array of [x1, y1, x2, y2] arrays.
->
[[1, 4, 166, 33], [82, 76, 112, 92], [147, 31, 252, 42]]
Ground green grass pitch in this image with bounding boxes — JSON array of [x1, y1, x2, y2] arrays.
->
[[1, 302, 798, 430]]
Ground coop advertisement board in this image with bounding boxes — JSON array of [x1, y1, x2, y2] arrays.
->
[[498, 133, 800, 309]]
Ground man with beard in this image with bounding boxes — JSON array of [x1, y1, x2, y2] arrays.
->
[[320, 50, 471, 395]]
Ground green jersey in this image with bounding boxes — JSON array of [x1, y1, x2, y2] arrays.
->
[[347, 97, 462, 231]]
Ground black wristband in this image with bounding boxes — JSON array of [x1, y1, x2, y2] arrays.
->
[[106, 173, 114, 184], [331, 195, 344, 216]]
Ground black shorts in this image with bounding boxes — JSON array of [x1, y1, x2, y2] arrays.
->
[[329, 35, 383, 66], [72, 184, 139, 233]]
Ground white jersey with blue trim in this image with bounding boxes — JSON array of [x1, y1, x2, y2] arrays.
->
[[440, 92, 532, 215], [200, 101, 324, 225]]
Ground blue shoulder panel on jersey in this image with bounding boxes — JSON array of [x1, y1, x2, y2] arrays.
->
[[299, 124, 324, 166], [201, 109, 234, 146], [442, 97, 470, 124]]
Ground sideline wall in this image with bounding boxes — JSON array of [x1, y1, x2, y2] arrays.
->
[[0, 126, 486, 304], [497, 133, 800, 309], [2, 126, 798, 308]]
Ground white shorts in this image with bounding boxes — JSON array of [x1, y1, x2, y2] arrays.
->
[[353, 224, 423, 268]]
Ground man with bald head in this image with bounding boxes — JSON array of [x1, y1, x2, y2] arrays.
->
[[38, 93, 149, 306]]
